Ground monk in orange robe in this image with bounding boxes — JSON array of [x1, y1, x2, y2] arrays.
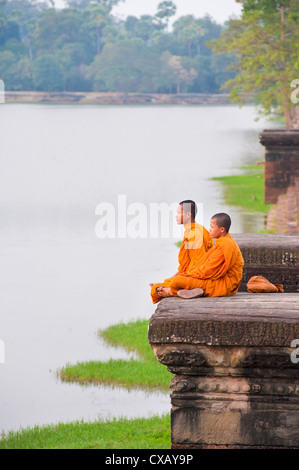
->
[[156, 213, 244, 299], [150, 200, 213, 304]]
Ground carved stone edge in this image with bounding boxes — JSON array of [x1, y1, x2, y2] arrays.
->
[[148, 316, 299, 348]]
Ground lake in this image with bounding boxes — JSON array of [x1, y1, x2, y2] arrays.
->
[[0, 103, 279, 433]]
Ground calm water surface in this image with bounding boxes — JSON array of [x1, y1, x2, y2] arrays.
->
[[0, 104, 279, 434]]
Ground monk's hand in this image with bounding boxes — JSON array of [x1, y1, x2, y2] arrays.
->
[[149, 283, 154, 287]]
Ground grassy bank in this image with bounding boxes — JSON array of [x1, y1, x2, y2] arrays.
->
[[212, 164, 270, 214], [0, 414, 170, 449], [59, 320, 173, 391], [0, 320, 172, 449]]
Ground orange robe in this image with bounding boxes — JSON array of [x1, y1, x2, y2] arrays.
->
[[150, 223, 213, 304], [170, 233, 244, 297]]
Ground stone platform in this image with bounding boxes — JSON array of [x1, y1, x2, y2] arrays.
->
[[266, 177, 299, 234], [260, 129, 299, 204], [233, 233, 299, 293], [148, 292, 299, 448]]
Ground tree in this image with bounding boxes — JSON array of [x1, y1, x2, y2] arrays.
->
[[0, 49, 32, 89], [0, 50, 18, 87], [195, 14, 223, 56], [209, 0, 299, 127], [161, 52, 197, 93], [33, 54, 65, 90], [87, 3, 110, 54], [0, 16, 21, 45], [66, 0, 92, 7], [0, 0, 234, 93], [124, 15, 138, 36], [155, 1, 176, 29], [66, 0, 123, 12], [90, 38, 160, 92], [173, 15, 204, 58]]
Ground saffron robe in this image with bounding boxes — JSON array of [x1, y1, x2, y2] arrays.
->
[[170, 233, 244, 297], [150, 223, 213, 304]]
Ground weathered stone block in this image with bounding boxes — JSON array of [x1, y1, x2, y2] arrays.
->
[[260, 130, 299, 203], [264, 152, 283, 161], [233, 234, 299, 293], [148, 293, 299, 448]]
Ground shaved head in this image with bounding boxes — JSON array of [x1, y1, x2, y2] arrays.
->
[[211, 213, 231, 233], [179, 200, 197, 220]]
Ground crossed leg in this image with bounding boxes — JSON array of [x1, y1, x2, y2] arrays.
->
[[151, 275, 207, 303], [170, 275, 206, 298]]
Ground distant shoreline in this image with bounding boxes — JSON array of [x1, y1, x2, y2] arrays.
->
[[4, 91, 233, 105]]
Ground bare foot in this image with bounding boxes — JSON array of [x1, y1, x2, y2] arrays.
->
[[177, 288, 204, 299], [156, 286, 173, 297]]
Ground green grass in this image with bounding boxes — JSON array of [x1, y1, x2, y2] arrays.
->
[[0, 414, 171, 449], [212, 164, 270, 214], [0, 320, 172, 449], [59, 320, 173, 392]]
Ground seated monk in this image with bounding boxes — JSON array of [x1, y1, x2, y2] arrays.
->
[[150, 200, 213, 304], [157, 212, 244, 299]]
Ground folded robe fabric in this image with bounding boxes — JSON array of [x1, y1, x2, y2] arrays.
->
[[150, 223, 213, 304], [170, 233, 244, 298], [177, 223, 213, 273], [247, 275, 284, 293]]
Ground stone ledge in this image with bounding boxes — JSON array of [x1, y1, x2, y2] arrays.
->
[[4, 91, 232, 105], [260, 129, 299, 203], [233, 233, 299, 249], [233, 234, 299, 292], [260, 129, 299, 147], [148, 290, 299, 448], [149, 293, 299, 348]]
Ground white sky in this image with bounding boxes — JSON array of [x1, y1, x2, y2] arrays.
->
[[54, 0, 242, 25]]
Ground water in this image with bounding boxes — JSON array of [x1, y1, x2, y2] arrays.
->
[[0, 104, 279, 434]]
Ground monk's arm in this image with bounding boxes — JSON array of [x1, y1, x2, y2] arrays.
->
[[204, 230, 213, 252], [178, 243, 191, 274]]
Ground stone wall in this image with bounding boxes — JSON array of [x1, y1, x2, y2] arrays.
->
[[233, 233, 299, 293], [149, 292, 299, 448], [260, 129, 299, 204], [266, 177, 299, 234], [148, 234, 299, 448], [4, 91, 232, 105]]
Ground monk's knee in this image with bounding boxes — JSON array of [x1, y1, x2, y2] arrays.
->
[[170, 275, 188, 293]]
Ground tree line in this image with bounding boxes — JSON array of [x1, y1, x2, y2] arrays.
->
[[0, 0, 236, 93], [210, 0, 299, 127]]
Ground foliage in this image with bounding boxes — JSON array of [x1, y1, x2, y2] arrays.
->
[[90, 38, 161, 92], [0, 319, 172, 448], [0, 414, 171, 449], [0, 0, 234, 92], [156, 1, 176, 28], [59, 319, 173, 391], [209, 0, 299, 127]]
